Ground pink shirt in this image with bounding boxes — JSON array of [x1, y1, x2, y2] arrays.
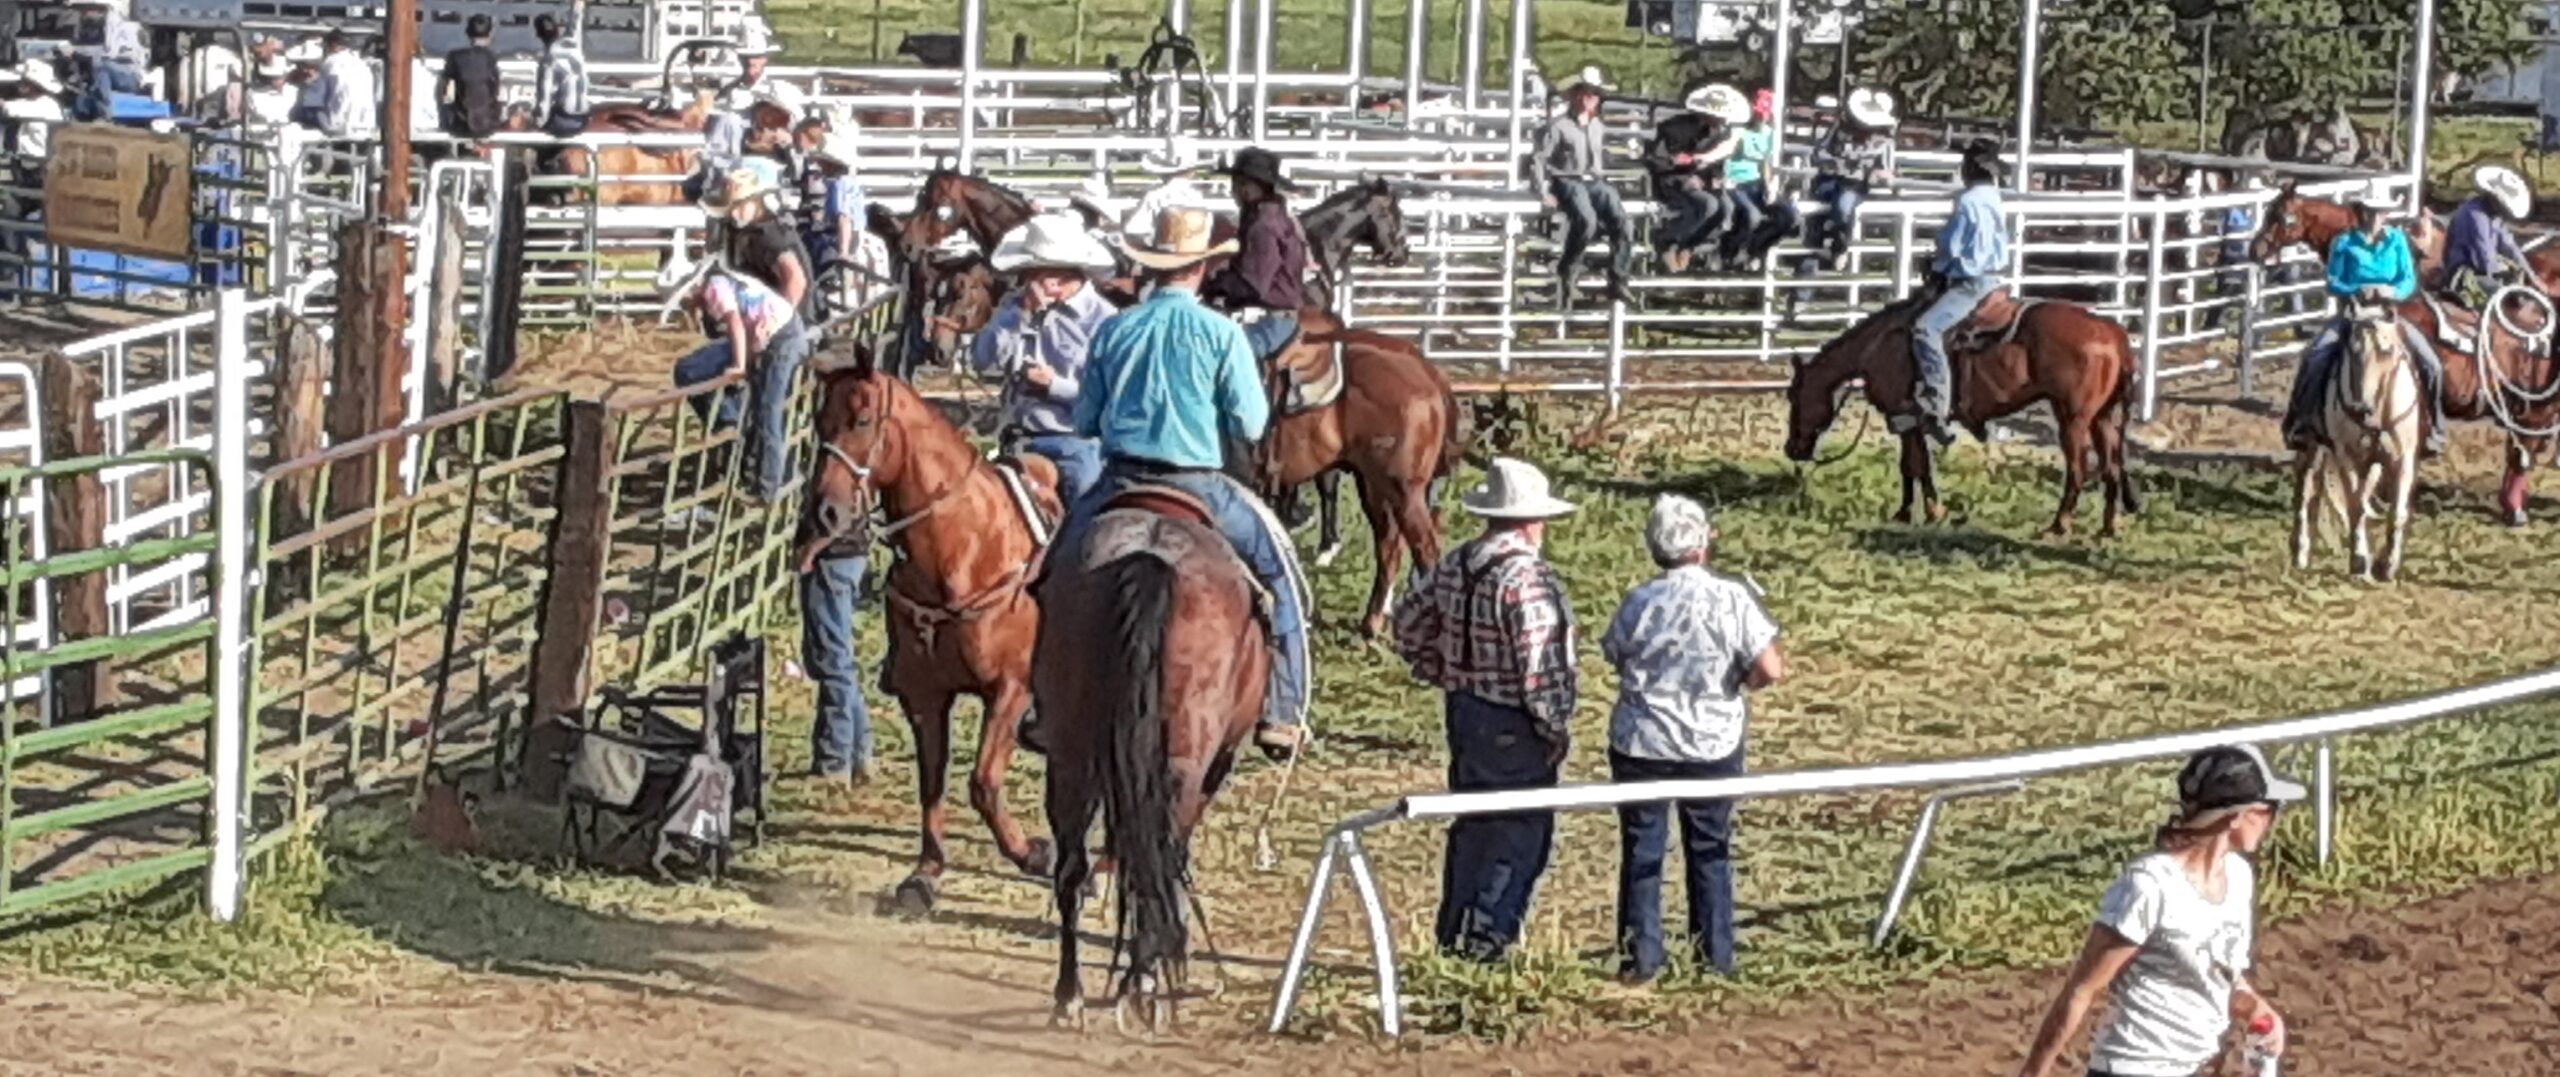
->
[[701, 273, 795, 353]]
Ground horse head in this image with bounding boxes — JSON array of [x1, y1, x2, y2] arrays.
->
[[1783, 308, 1904, 462], [1361, 177, 1412, 268], [810, 343, 905, 545], [925, 254, 999, 359], [2248, 182, 2343, 267]]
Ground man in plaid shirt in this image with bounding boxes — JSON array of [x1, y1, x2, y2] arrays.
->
[[1393, 457, 1580, 962]]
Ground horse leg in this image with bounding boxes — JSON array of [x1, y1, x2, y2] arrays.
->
[[2045, 416, 2093, 538], [2092, 413, 2125, 538], [898, 687, 958, 912], [2291, 449, 2323, 571], [1397, 474, 1446, 583], [1314, 470, 1349, 568], [1892, 432, 1925, 524], [971, 679, 1053, 878], [2109, 399, 2143, 517], [2377, 448, 2418, 582], [1046, 772, 1097, 1027], [2500, 436, 2535, 527], [2345, 459, 2377, 580], [1356, 474, 1402, 639]]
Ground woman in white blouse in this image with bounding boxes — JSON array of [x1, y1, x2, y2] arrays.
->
[[1600, 493, 1784, 984], [2018, 744, 2300, 1077]]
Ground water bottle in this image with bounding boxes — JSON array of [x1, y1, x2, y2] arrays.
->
[[2244, 1012, 2282, 1077]]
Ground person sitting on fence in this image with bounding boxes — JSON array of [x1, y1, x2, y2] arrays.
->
[[2437, 165, 2535, 311], [1804, 87, 1896, 270], [1532, 66, 1635, 309], [974, 214, 1118, 503], [1717, 88, 1798, 274], [71, 0, 148, 96], [292, 31, 376, 140], [793, 120, 865, 272], [1601, 493, 1783, 985], [533, 14, 590, 138], [244, 55, 295, 127], [701, 169, 818, 500], [723, 26, 806, 122], [1201, 146, 1308, 362], [1907, 139, 2010, 444], [438, 14, 504, 143], [2016, 744, 2300, 1077], [2, 60, 65, 160], [2281, 179, 2448, 459], [664, 254, 796, 427], [1392, 456, 1580, 964], [1640, 84, 1739, 274]]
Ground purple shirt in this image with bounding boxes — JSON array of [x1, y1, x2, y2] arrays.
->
[[1206, 199, 1305, 312], [2443, 196, 2530, 281]]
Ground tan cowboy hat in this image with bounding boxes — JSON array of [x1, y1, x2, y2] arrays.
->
[[809, 129, 861, 170], [1556, 65, 1614, 96], [1462, 457, 1576, 520], [1846, 87, 1898, 129], [1685, 83, 1750, 125], [1122, 205, 1238, 271], [699, 168, 781, 215], [991, 213, 1118, 275], [2475, 164, 2532, 219]]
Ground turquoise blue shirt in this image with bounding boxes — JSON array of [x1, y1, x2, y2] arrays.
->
[[2324, 227, 2418, 301], [1723, 124, 1775, 185], [1932, 183, 2009, 280], [1072, 286, 1268, 470]]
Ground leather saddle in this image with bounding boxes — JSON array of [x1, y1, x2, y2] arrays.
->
[[1945, 287, 2031, 358], [1271, 331, 1346, 415], [1104, 482, 1215, 530]]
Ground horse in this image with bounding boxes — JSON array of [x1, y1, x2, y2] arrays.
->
[[1782, 290, 2141, 537], [805, 347, 1065, 910], [2250, 186, 2560, 525], [2293, 307, 2423, 581], [897, 169, 1039, 265], [1032, 472, 1270, 1032]]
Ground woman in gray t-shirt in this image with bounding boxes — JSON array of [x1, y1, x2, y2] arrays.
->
[[2017, 744, 2305, 1077]]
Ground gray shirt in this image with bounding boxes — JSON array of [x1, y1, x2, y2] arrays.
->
[[1532, 112, 1609, 190], [970, 283, 1116, 435], [1600, 564, 1777, 763]]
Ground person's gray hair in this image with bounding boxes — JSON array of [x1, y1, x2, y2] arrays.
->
[[1644, 493, 1715, 567]]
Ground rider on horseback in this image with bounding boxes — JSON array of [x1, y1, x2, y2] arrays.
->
[[978, 214, 1119, 502], [1056, 203, 1313, 762], [1907, 139, 2008, 444], [2438, 165, 2535, 311], [1202, 146, 1309, 362], [2283, 180, 2449, 458]]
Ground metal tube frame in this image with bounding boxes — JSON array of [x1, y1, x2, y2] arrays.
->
[[206, 288, 251, 922], [1403, 0, 1429, 130], [1871, 780, 2027, 948], [1252, 0, 1275, 142], [2404, 0, 2437, 212], [958, 0, 984, 172], [2016, 0, 2042, 193], [1460, 0, 1486, 113]]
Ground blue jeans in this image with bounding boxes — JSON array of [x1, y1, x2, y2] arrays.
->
[[1018, 433, 1101, 504], [1720, 180, 1799, 264], [1244, 311, 1300, 362], [1807, 174, 1865, 256], [1550, 177, 1633, 281], [1056, 460, 1309, 728], [1434, 692, 1559, 961], [798, 553, 873, 775], [1913, 274, 2005, 418], [671, 319, 811, 500], [673, 340, 747, 427], [1651, 181, 1724, 254], [1613, 747, 1743, 979]]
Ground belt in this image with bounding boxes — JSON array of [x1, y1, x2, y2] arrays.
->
[[1107, 456, 1215, 478]]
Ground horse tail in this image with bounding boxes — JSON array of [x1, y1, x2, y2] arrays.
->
[[1098, 554, 1188, 990]]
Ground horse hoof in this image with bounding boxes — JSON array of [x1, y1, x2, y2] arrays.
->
[[1021, 838, 1058, 880], [2506, 509, 2530, 529], [1358, 616, 1386, 640], [1053, 996, 1086, 1030], [1889, 508, 1914, 525], [1925, 504, 1949, 524], [894, 874, 940, 914], [1313, 544, 1343, 569]]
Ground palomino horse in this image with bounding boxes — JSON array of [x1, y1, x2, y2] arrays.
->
[[1782, 291, 2141, 537], [2251, 186, 2560, 525], [527, 97, 792, 207], [805, 351, 1065, 909], [1032, 489, 1269, 1030], [2293, 307, 2423, 580]]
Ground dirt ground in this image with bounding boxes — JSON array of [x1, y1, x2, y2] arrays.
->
[[3, 869, 2553, 1076]]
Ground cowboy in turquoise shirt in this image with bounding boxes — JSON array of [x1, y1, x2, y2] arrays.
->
[[2283, 185, 2446, 456]]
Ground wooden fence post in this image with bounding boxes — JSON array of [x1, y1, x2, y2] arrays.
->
[[324, 219, 412, 551], [520, 400, 613, 801], [37, 354, 115, 721], [480, 149, 531, 386]]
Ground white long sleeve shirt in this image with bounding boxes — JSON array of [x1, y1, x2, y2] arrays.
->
[[316, 50, 378, 138]]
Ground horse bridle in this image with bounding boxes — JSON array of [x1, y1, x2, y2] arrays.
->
[[816, 380, 963, 547]]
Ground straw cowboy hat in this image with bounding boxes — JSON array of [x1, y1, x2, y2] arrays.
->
[[1557, 65, 1614, 96], [1461, 457, 1577, 520], [1846, 87, 1898, 129], [699, 168, 781, 215], [1123, 205, 1238, 271], [2475, 164, 2532, 219], [991, 213, 1118, 275], [1685, 83, 1749, 125]]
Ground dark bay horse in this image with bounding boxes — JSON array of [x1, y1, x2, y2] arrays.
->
[[2251, 187, 2560, 525], [1033, 493, 1269, 1030], [1783, 294, 2140, 537], [806, 352, 1065, 909]]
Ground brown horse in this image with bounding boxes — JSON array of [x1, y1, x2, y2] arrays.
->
[[527, 96, 790, 207], [805, 353, 1064, 909], [2250, 187, 2560, 525], [1782, 293, 2141, 537], [897, 169, 1039, 265], [1032, 489, 1269, 1030]]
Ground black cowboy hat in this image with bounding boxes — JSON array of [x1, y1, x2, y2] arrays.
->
[[1221, 147, 1301, 193]]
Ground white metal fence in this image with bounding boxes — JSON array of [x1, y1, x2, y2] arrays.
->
[[0, 361, 47, 713]]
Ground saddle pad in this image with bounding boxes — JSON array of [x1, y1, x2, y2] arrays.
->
[[1081, 509, 1212, 571], [1280, 339, 1347, 414], [2419, 294, 2478, 356], [1104, 483, 1216, 530]]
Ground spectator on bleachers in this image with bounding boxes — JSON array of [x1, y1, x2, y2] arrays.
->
[[438, 14, 504, 142], [702, 168, 817, 501], [793, 117, 863, 270], [295, 32, 377, 139], [1532, 66, 1633, 309], [1600, 494, 1783, 984], [2, 61, 66, 160], [1805, 87, 1896, 270], [724, 25, 806, 121], [72, 0, 148, 95], [245, 56, 297, 127], [533, 14, 590, 137], [2017, 744, 2299, 1077], [1640, 85, 1738, 275], [1392, 456, 1580, 963], [1718, 88, 1797, 273]]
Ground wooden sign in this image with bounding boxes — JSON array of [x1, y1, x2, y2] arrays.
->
[[43, 126, 194, 262]]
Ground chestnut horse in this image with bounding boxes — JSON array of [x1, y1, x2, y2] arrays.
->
[[2250, 186, 2560, 525], [1782, 294, 2140, 537], [1032, 484, 1269, 1031], [526, 96, 789, 207], [805, 352, 1064, 909]]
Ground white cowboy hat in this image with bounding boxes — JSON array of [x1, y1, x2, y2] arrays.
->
[[1846, 87, 1899, 129], [253, 55, 293, 80], [2475, 164, 2532, 219], [1556, 65, 1614, 95], [1122, 205, 1238, 271], [1117, 179, 1209, 247], [990, 213, 1118, 275], [699, 167, 781, 215], [737, 23, 781, 57], [809, 129, 861, 170], [1685, 83, 1750, 125], [284, 40, 322, 65], [2352, 178, 2401, 213], [1462, 457, 1577, 520], [16, 59, 63, 94]]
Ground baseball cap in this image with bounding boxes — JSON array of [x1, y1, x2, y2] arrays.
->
[[2176, 744, 2307, 814]]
